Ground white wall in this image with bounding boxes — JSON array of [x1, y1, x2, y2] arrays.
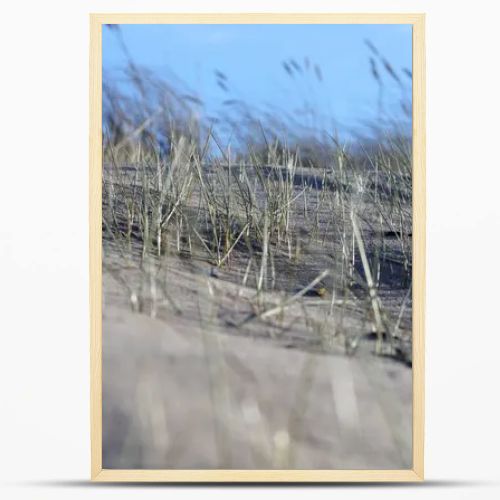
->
[[1, 1, 499, 498]]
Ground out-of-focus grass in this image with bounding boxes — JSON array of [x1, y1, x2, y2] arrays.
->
[[102, 27, 413, 361]]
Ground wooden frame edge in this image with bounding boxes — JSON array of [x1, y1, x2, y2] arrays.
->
[[89, 12, 426, 483], [411, 13, 426, 481], [89, 12, 425, 24], [90, 13, 103, 479], [92, 469, 423, 483]]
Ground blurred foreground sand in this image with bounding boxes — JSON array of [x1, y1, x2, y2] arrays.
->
[[102, 259, 412, 469]]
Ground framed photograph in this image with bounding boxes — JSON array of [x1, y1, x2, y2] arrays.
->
[[90, 13, 425, 482]]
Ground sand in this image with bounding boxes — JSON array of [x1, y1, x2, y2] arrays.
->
[[102, 251, 412, 470]]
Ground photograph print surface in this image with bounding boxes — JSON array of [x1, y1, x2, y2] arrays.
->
[[98, 19, 419, 472]]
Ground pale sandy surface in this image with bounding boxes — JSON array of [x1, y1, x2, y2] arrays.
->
[[102, 252, 412, 470]]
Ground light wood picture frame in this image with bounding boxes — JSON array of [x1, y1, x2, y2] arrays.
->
[[90, 13, 425, 482]]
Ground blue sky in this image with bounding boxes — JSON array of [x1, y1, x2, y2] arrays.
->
[[103, 24, 412, 140]]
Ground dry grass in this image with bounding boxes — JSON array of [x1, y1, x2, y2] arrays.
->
[[103, 123, 412, 361]]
